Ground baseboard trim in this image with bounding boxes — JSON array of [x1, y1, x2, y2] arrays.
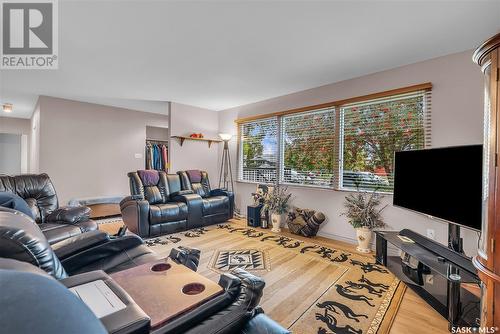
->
[[316, 230, 400, 256], [316, 230, 358, 245]]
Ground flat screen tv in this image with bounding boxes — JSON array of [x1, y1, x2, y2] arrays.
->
[[393, 145, 482, 231]]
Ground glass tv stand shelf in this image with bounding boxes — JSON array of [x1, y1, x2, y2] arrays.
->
[[375, 230, 480, 330]]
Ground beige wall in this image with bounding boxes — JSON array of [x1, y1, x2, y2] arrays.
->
[[0, 116, 31, 173], [0, 116, 31, 135], [169, 102, 221, 184], [36, 96, 169, 204], [219, 50, 484, 256]]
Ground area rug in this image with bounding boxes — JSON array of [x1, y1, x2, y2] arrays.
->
[[97, 219, 405, 333]]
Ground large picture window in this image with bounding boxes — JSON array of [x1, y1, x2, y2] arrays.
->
[[239, 117, 278, 183], [340, 92, 430, 191], [237, 85, 431, 192], [280, 108, 336, 187]]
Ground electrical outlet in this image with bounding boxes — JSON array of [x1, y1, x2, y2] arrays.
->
[[426, 229, 435, 240], [134, 153, 143, 159]]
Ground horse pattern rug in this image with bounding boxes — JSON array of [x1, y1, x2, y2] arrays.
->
[[101, 220, 405, 333]]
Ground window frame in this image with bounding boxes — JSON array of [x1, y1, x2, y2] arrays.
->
[[238, 116, 279, 184], [338, 91, 430, 192], [236, 83, 432, 193]]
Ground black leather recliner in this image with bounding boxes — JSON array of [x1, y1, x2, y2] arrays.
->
[[178, 170, 234, 226], [121, 170, 234, 237], [0, 208, 290, 334], [0, 207, 160, 277], [0, 173, 98, 244]]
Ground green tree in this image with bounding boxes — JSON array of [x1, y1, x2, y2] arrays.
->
[[283, 111, 335, 178], [342, 95, 425, 188], [242, 122, 266, 168]]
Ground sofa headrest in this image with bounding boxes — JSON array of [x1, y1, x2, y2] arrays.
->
[[137, 170, 160, 186], [186, 170, 202, 183], [0, 207, 67, 280]]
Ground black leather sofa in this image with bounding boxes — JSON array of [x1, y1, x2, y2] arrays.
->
[[0, 173, 98, 244], [121, 170, 234, 238], [0, 208, 289, 334], [178, 170, 234, 225]]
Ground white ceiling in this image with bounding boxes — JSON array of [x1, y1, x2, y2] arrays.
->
[[1, 0, 499, 119]]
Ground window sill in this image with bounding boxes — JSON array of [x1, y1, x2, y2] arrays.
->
[[236, 180, 393, 195]]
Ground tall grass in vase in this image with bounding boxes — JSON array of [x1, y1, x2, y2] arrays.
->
[[341, 190, 387, 253], [262, 185, 291, 233]]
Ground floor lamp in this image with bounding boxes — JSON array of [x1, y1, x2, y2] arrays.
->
[[218, 133, 234, 192]]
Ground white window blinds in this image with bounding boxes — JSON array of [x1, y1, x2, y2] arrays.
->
[[340, 91, 431, 191], [280, 108, 336, 187], [239, 117, 279, 183]]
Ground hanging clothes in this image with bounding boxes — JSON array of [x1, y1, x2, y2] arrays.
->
[[145, 141, 169, 172], [161, 144, 168, 171]]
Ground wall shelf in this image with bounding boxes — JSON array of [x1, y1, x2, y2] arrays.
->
[[171, 135, 222, 148]]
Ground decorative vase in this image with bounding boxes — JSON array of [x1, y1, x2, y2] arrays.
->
[[355, 227, 373, 253], [271, 213, 283, 233]]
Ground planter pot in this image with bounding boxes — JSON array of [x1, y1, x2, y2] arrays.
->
[[271, 213, 284, 233], [355, 227, 373, 253]]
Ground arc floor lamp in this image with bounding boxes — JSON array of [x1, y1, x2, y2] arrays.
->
[[218, 133, 234, 192]]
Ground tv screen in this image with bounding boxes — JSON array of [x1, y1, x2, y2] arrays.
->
[[393, 145, 482, 231]]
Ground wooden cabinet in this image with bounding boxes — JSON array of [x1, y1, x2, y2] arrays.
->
[[473, 32, 500, 328]]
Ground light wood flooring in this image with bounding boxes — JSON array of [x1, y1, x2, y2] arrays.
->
[[100, 218, 449, 333], [247, 221, 449, 334]]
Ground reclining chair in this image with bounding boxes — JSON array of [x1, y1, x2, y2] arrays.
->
[[0, 208, 289, 334], [0, 173, 97, 244], [178, 170, 234, 226]]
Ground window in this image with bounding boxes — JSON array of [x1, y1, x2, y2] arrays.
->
[[340, 92, 430, 191], [237, 85, 431, 193], [239, 117, 278, 183], [280, 108, 336, 187]]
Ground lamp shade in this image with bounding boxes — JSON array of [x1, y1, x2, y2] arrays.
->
[[219, 133, 232, 141]]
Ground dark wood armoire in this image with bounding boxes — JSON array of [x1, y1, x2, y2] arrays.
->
[[473, 32, 500, 327]]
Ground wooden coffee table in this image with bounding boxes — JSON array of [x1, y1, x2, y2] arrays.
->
[[110, 258, 224, 329]]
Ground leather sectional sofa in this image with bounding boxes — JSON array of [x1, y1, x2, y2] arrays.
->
[[121, 170, 234, 237], [0, 207, 289, 334], [0, 173, 98, 244]]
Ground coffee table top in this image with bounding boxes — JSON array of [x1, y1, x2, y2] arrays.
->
[[110, 258, 223, 329]]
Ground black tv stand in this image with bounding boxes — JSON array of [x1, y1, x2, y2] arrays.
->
[[375, 229, 480, 330], [448, 223, 464, 254]]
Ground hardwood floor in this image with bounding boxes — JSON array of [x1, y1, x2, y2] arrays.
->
[[100, 218, 449, 333], [228, 219, 449, 333]]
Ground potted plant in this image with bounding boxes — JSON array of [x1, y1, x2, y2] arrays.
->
[[341, 189, 387, 253], [262, 185, 291, 233]]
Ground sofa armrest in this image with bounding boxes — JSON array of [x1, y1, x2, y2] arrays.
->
[[60, 235, 146, 275], [52, 230, 110, 260], [170, 190, 194, 198], [46, 206, 91, 224], [209, 188, 233, 197], [210, 189, 235, 219], [172, 193, 204, 229], [120, 196, 150, 237], [169, 246, 201, 271]]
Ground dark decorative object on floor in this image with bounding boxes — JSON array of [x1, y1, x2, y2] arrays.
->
[[247, 204, 263, 227], [251, 184, 272, 228], [286, 207, 326, 237]]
